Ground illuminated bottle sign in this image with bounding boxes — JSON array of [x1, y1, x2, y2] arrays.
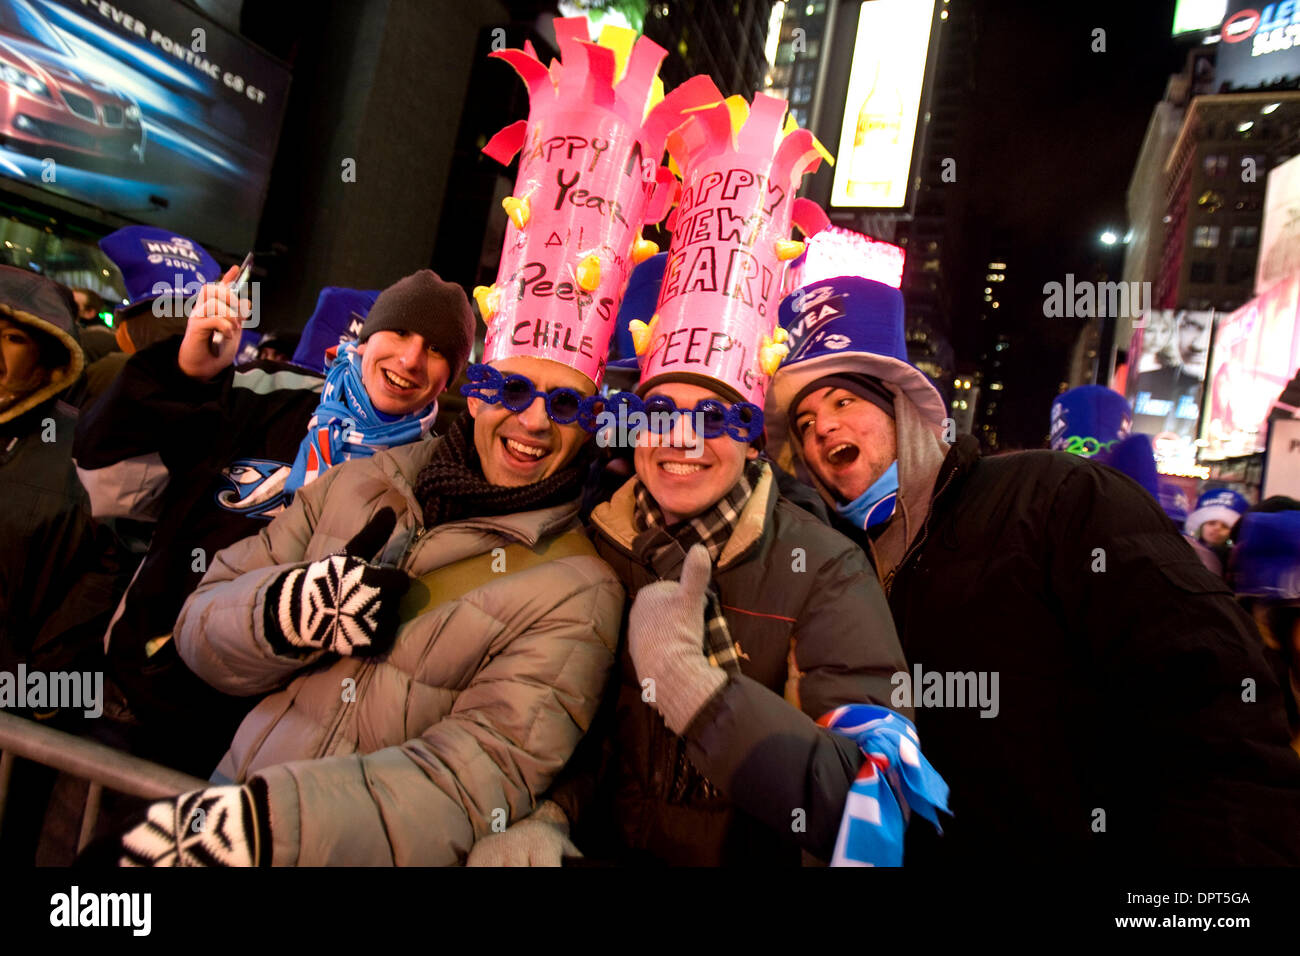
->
[[830, 0, 936, 209]]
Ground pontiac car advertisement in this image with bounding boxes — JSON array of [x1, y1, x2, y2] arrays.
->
[[0, 0, 289, 252]]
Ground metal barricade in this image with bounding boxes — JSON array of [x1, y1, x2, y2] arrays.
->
[[0, 710, 208, 852]]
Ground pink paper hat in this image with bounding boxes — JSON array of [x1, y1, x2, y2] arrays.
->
[[629, 93, 830, 407], [475, 18, 722, 389]]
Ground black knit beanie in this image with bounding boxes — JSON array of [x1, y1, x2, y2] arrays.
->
[[360, 270, 475, 380], [791, 372, 895, 420]]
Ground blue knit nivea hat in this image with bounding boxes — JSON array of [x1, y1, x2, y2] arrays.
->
[[1159, 481, 1191, 526], [1094, 433, 1161, 501], [98, 226, 221, 320], [1231, 510, 1300, 600], [291, 287, 381, 374], [1050, 385, 1132, 455], [1186, 488, 1251, 538], [768, 276, 946, 473]]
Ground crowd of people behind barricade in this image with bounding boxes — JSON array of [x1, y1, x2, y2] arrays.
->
[[1, 18, 1299, 868]]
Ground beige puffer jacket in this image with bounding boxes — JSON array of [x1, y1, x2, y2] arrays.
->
[[174, 437, 624, 865]]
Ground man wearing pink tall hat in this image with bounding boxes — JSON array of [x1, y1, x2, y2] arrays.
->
[[90, 18, 722, 866], [470, 94, 940, 867]]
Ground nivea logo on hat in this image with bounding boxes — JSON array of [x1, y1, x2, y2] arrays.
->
[[1198, 489, 1249, 513], [99, 226, 221, 313], [779, 277, 908, 366]]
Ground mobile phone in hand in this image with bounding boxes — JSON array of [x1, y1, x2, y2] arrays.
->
[[208, 252, 255, 357]]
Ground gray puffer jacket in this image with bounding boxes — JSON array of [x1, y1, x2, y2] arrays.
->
[[174, 438, 624, 865]]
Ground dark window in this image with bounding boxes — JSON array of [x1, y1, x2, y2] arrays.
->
[[1227, 259, 1255, 284], [1189, 261, 1216, 284], [1230, 225, 1259, 248]]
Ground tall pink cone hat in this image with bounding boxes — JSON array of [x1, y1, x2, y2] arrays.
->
[[474, 17, 722, 389], [628, 91, 831, 408]]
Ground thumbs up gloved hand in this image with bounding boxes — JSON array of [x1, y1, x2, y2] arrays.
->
[[466, 800, 580, 867], [115, 780, 270, 867], [628, 543, 727, 735], [262, 506, 410, 658]]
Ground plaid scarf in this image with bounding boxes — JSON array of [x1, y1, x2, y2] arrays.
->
[[631, 459, 765, 801]]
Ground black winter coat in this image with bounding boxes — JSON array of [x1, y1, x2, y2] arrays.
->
[[552, 464, 908, 865], [71, 337, 329, 771], [836, 435, 1300, 866], [0, 400, 113, 675]]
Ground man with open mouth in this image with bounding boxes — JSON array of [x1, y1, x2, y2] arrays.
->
[[768, 274, 1300, 866]]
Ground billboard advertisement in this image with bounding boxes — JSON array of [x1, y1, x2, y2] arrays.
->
[[1257, 151, 1300, 293], [1127, 309, 1214, 472], [1263, 416, 1300, 498], [1216, 0, 1300, 90], [0, 0, 290, 253], [829, 0, 935, 209], [785, 224, 905, 289], [1202, 272, 1300, 459], [1173, 0, 1227, 35]]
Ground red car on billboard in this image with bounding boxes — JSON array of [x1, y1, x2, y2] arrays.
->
[[0, 0, 144, 165]]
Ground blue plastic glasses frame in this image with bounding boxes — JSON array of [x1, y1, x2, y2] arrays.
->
[[461, 364, 603, 431], [603, 390, 764, 443]]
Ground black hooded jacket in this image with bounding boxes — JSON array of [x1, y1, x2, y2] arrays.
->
[[833, 435, 1300, 866]]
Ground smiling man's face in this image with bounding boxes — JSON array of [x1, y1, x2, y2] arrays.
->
[[633, 380, 757, 525], [467, 356, 594, 488], [793, 385, 897, 503], [357, 329, 451, 416]]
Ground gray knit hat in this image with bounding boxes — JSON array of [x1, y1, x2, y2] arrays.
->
[[359, 270, 475, 380]]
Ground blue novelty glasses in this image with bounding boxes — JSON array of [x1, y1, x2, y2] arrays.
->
[[461, 364, 602, 431], [604, 390, 764, 443]]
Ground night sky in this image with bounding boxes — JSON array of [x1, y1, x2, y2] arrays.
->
[[959, 0, 1188, 447]]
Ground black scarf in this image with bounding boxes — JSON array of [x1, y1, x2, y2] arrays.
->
[[413, 410, 592, 528]]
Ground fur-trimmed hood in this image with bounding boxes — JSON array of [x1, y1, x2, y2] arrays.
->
[[0, 265, 84, 425]]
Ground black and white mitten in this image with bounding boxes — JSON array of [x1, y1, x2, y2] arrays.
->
[[262, 507, 409, 657], [119, 781, 270, 867]]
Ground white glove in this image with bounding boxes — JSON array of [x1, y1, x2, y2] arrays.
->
[[628, 544, 727, 735], [466, 800, 580, 867]]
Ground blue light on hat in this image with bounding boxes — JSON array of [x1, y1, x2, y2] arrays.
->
[[1094, 432, 1160, 501], [1185, 487, 1252, 538], [1231, 510, 1300, 600], [1050, 385, 1132, 455], [291, 287, 381, 374], [1159, 480, 1190, 525], [98, 226, 221, 314]]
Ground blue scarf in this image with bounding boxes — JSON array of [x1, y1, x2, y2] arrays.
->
[[817, 704, 950, 866], [285, 343, 437, 494], [835, 461, 898, 530]]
